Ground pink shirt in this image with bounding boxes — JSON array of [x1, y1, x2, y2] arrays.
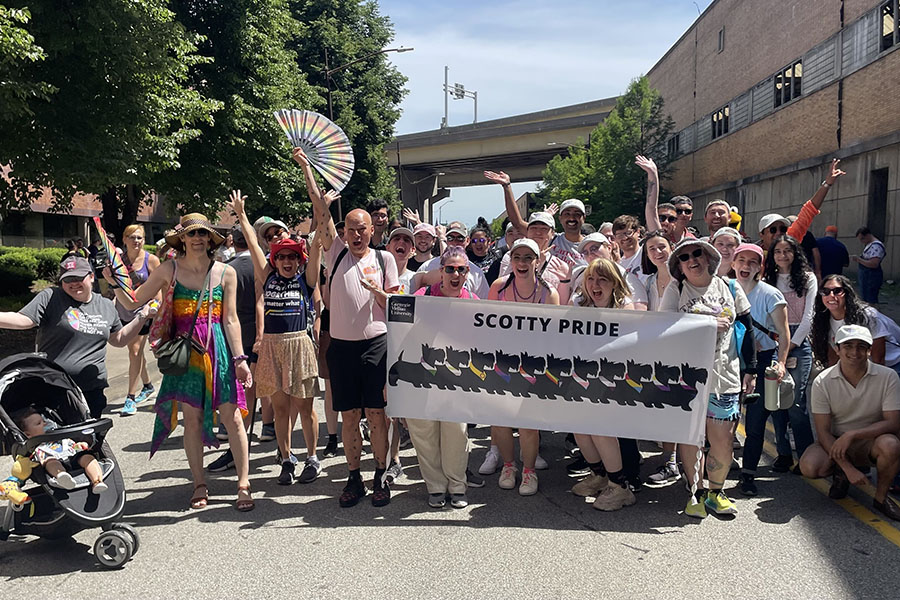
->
[[326, 240, 400, 341], [413, 284, 478, 299]]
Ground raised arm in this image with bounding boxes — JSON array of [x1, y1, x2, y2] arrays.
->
[[787, 159, 846, 241], [293, 148, 337, 251], [227, 190, 269, 282], [485, 171, 527, 234], [636, 155, 660, 231], [305, 233, 322, 290]]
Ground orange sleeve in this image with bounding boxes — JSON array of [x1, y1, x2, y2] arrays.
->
[[787, 200, 819, 241]]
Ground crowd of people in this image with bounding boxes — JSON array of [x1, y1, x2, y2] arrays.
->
[[1, 150, 898, 521]]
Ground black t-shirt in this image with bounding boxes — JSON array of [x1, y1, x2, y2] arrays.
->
[[800, 231, 818, 268], [227, 252, 256, 348], [485, 248, 508, 284], [19, 288, 123, 391], [263, 271, 312, 334]]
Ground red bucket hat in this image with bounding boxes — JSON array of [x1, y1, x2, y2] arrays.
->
[[269, 238, 308, 268]]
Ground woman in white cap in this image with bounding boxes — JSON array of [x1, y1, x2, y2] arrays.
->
[[659, 238, 757, 518], [486, 238, 559, 496], [711, 227, 742, 277], [762, 234, 817, 472], [569, 257, 637, 511], [731, 243, 791, 496]]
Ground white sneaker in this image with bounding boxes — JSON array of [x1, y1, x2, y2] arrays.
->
[[479, 447, 501, 475], [498, 463, 517, 489], [519, 470, 539, 496], [534, 454, 549, 470], [571, 473, 609, 497], [593, 483, 636, 511]]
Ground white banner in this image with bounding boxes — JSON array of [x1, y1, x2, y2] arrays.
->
[[386, 296, 717, 446]]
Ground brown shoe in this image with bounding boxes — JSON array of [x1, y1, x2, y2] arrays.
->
[[873, 497, 900, 522], [828, 468, 849, 499]]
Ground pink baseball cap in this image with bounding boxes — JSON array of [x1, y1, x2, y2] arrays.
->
[[413, 223, 437, 238], [733, 242, 764, 261]]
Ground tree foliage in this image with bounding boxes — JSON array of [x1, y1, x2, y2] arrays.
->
[[159, 0, 318, 222], [538, 76, 675, 225], [289, 0, 408, 215], [0, 6, 55, 119]]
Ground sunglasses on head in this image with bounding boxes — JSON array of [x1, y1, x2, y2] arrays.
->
[[677, 247, 704, 262], [820, 287, 845, 297], [675, 208, 692, 215], [443, 265, 468, 274], [658, 215, 678, 223], [185, 229, 209, 238], [768, 225, 788, 235]]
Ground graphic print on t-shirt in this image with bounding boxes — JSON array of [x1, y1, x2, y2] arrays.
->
[[64, 307, 113, 335]]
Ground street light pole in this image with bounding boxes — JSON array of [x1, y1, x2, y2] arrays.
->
[[322, 46, 413, 219]]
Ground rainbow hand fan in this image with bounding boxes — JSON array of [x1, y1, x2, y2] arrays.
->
[[274, 109, 355, 191], [92, 217, 136, 301]]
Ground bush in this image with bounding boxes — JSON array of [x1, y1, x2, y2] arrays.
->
[[0, 252, 38, 295], [34, 248, 68, 280]]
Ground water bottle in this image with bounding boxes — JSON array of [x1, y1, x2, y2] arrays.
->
[[764, 362, 780, 411]]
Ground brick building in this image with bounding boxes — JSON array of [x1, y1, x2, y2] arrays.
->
[[648, 0, 900, 277]]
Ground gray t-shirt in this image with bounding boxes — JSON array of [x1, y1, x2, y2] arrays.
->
[[19, 288, 123, 391]]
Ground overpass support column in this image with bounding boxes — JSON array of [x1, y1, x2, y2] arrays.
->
[[397, 168, 449, 224]]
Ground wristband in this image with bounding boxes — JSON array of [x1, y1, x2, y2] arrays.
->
[[232, 354, 249, 363], [821, 180, 832, 188], [109, 283, 120, 289]]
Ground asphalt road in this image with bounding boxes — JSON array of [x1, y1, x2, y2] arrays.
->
[[2, 346, 900, 599]]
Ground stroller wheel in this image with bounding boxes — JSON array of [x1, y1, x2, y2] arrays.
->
[[111, 523, 140, 555], [94, 530, 133, 569]]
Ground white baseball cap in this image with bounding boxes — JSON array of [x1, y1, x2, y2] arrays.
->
[[834, 324, 873, 346], [509, 238, 540, 257], [528, 212, 555, 228], [559, 199, 586, 215], [759, 214, 790, 233], [577, 232, 610, 254]]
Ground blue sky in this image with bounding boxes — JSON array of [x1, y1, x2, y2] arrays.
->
[[379, 0, 715, 225]]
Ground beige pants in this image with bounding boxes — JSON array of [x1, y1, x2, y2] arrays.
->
[[406, 419, 468, 495]]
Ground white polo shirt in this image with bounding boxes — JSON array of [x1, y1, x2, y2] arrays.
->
[[810, 360, 900, 436]]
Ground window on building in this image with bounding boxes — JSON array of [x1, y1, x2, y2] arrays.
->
[[667, 134, 681, 159], [718, 27, 725, 53], [774, 60, 803, 108], [883, 1, 898, 52], [711, 105, 729, 140], [0, 213, 26, 237]]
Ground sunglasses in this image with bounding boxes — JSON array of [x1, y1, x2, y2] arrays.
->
[[447, 235, 466, 242], [61, 276, 85, 284], [768, 225, 788, 235], [443, 266, 468, 274], [264, 229, 285, 242], [658, 215, 678, 223], [470, 237, 488, 244], [185, 229, 210, 238], [274, 253, 299, 262], [675, 208, 693, 215], [820, 287, 845, 297], [677, 247, 705, 262]]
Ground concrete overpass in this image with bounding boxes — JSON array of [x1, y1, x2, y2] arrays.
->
[[385, 97, 617, 220]]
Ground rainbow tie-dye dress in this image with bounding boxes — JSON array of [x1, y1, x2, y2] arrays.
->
[[150, 279, 247, 456]]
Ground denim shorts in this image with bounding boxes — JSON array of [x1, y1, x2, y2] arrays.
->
[[707, 392, 741, 421]]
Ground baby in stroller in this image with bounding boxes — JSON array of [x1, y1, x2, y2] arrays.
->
[[12, 406, 108, 495]]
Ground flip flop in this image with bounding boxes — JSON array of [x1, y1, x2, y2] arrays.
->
[[235, 484, 254, 512], [190, 483, 208, 509]]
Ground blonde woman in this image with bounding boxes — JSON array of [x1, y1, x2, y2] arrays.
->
[[118, 224, 161, 416], [569, 258, 637, 510]]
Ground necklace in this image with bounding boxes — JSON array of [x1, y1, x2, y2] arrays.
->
[[512, 275, 539, 303]]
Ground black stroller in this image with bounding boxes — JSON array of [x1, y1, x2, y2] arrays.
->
[[0, 353, 139, 568]]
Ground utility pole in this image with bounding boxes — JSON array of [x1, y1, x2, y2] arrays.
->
[[442, 66, 478, 126], [442, 66, 449, 128]]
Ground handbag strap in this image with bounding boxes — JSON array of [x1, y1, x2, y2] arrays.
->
[[185, 261, 214, 341]]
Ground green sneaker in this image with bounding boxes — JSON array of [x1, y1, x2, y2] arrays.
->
[[705, 490, 738, 515], [684, 495, 707, 519]]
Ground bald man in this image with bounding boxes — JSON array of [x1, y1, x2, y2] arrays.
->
[[297, 149, 400, 509]]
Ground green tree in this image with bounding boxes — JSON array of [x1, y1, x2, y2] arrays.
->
[[159, 0, 319, 223], [289, 0, 408, 216], [0, 0, 219, 240], [539, 75, 675, 225], [0, 6, 54, 119]]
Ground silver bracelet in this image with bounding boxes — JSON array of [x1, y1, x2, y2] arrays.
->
[[821, 180, 832, 188]]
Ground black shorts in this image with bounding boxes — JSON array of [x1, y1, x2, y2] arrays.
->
[[320, 309, 330, 333], [327, 334, 387, 412], [242, 342, 259, 365]]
